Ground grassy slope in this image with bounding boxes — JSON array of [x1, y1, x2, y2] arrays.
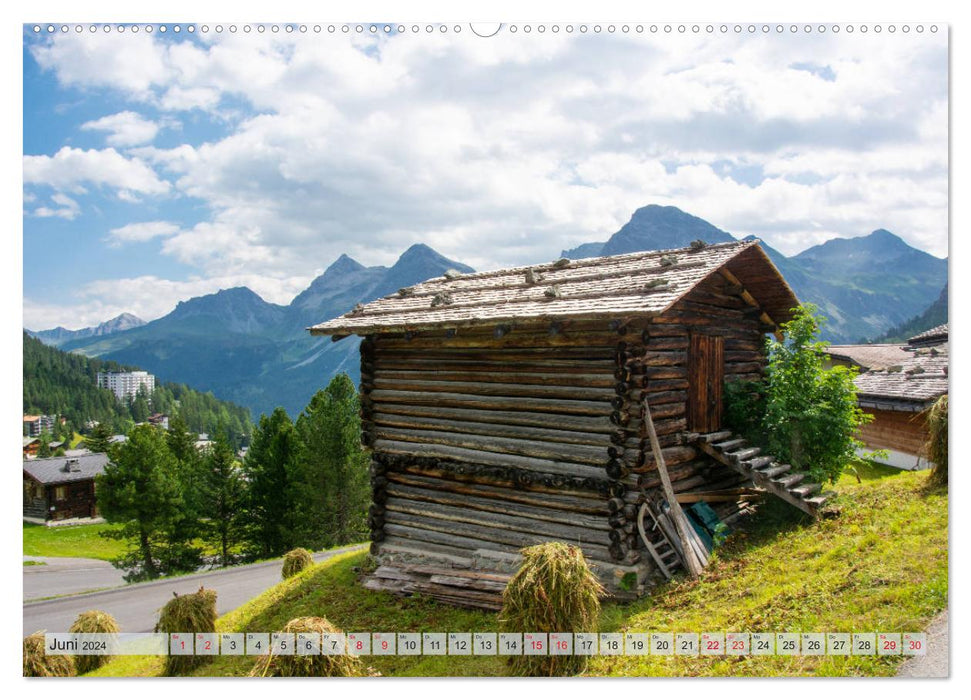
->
[[89, 468, 947, 678], [23, 522, 126, 560]]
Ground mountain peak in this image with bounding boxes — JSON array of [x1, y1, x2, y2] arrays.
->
[[391, 243, 474, 273], [324, 253, 365, 277], [600, 204, 736, 256]]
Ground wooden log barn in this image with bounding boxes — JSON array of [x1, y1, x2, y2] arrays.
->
[[310, 239, 828, 609]]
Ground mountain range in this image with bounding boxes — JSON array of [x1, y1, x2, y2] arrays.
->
[[27, 312, 145, 347], [56, 244, 473, 419], [39, 205, 946, 419]]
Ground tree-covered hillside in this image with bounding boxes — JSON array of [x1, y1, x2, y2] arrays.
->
[[23, 332, 252, 445]]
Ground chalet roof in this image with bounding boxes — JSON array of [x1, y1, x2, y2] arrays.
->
[[22, 453, 109, 485], [823, 344, 912, 370], [907, 323, 948, 348], [854, 343, 948, 409], [310, 240, 799, 336]]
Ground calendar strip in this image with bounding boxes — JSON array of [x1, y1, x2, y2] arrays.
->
[[43, 632, 928, 657]]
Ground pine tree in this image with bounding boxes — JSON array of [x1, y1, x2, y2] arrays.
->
[[36, 432, 52, 458], [240, 408, 298, 559], [96, 424, 203, 581], [200, 434, 246, 567], [166, 415, 205, 541], [292, 373, 369, 549], [86, 422, 114, 454]]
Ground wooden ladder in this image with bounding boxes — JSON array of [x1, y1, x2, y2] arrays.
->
[[694, 431, 836, 518], [636, 498, 685, 579]]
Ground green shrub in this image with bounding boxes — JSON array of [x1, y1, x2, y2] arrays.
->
[[925, 395, 948, 488], [155, 587, 217, 676], [500, 542, 604, 677], [249, 617, 363, 677], [725, 304, 872, 484], [23, 631, 75, 677], [69, 610, 119, 674], [282, 547, 314, 579]]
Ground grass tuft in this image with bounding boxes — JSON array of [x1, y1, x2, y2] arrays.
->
[[249, 617, 364, 677], [500, 542, 604, 676], [282, 547, 314, 579], [23, 631, 75, 677], [69, 610, 120, 674], [155, 587, 217, 676]]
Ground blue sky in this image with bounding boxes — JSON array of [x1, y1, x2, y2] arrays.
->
[[22, 23, 949, 330]]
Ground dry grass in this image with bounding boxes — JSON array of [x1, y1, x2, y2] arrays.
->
[[155, 586, 217, 676], [282, 548, 314, 579], [23, 631, 75, 677], [500, 542, 604, 677], [69, 610, 120, 674], [248, 616, 364, 677], [925, 395, 948, 488]]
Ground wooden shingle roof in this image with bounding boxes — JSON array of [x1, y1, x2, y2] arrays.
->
[[907, 323, 948, 348], [854, 344, 948, 409], [310, 240, 798, 336], [824, 344, 913, 371]]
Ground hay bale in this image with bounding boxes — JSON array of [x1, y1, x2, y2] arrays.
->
[[23, 631, 75, 677], [69, 610, 119, 674], [925, 394, 948, 487], [500, 542, 604, 677], [282, 548, 314, 579], [155, 587, 217, 676], [249, 617, 363, 677]]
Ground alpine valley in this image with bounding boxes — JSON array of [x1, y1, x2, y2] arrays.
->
[[42, 206, 946, 420]]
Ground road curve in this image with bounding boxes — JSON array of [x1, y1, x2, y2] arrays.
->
[[23, 545, 366, 635]]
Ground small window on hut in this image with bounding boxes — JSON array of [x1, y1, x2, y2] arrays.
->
[[54, 486, 67, 501]]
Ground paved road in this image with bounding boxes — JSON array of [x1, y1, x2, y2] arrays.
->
[[897, 610, 948, 678], [24, 556, 127, 601], [23, 545, 366, 635]]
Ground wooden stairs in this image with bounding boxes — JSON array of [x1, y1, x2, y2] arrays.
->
[[693, 431, 836, 518]]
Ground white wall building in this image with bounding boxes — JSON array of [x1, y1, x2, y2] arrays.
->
[[97, 370, 155, 401]]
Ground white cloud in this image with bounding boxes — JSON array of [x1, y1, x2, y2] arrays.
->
[[81, 111, 160, 147], [106, 221, 181, 246], [32, 193, 80, 220], [24, 28, 949, 324], [23, 146, 170, 196]]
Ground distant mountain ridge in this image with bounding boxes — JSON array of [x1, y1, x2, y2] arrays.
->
[[52, 206, 947, 418], [28, 312, 145, 347], [562, 206, 947, 344], [871, 283, 948, 344], [59, 244, 474, 419]]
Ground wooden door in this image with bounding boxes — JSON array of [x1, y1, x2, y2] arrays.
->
[[688, 334, 724, 432]]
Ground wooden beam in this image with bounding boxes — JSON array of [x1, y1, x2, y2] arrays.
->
[[718, 268, 784, 341], [642, 398, 706, 577]]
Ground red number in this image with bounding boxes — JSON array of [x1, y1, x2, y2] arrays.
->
[[356, 641, 363, 650], [732, 641, 743, 650], [382, 641, 388, 650], [707, 641, 718, 650], [909, 640, 922, 650], [205, 641, 211, 651]]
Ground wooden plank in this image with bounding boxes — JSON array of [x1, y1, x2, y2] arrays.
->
[[374, 426, 612, 466], [373, 439, 608, 480], [374, 403, 619, 434], [373, 411, 618, 447], [371, 377, 617, 401], [369, 389, 612, 415]]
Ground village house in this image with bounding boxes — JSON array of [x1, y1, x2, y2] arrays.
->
[[23, 453, 109, 522], [827, 324, 948, 470], [23, 437, 39, 459], [311, 239, 828, 608], [23, 414, 56, 437]]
